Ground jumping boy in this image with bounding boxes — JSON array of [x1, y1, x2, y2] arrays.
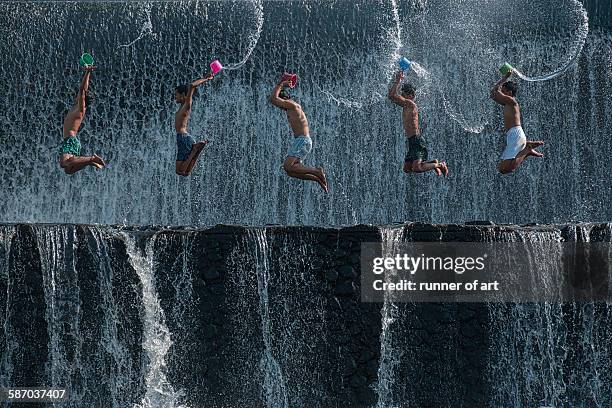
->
[[268, 75, 328, 192], [174, 72, 213, 176], [388, 71, 448, 176], [490, 69, 544, 174], [59, 66, 106, 174]]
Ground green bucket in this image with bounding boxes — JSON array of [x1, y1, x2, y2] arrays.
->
[[79, 53, 94, 67], [500, 62, 513, 76]]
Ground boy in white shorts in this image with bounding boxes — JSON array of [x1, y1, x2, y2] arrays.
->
[[490, 70, 544, 174]]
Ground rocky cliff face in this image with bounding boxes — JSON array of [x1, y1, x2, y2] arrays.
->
[[0, 223, 610, 407]]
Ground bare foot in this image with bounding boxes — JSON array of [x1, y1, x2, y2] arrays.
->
[[526, 149, 544, 158], [192, 140, 209, 154], [526, 141, 544, 148], [525, 141, 544, 158], [439, 161, 449, 177], [317, 167, 329, 193], [91, 154, 106, 169], [427, 160, 442, 176]]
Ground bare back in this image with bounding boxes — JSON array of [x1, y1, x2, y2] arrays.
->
[[402, 101, 420, 137], [63, 106, 84, 138], [286, 103, 310, 136]]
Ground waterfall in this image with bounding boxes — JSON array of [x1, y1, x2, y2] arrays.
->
[[0, 0, 608, 226], [0, 226, 16, 389], [0, 223, 609, 406], [29, 226, 141, 407], [249, 229, 289, 408], [35, 226, 85, 406], [486, 226, 612, 407], [374, 227, 406, 408], [123, 233, 187, 408], [86, 228, 138, 407]]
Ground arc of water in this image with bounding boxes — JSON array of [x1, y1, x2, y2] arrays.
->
[[511, 0, 589, 82], [403, 60, 487, 134], [117, 2, 156, 49], [223, 0, 264, 70], [320, 0, 403, 109], [389, 0, 403, 64]]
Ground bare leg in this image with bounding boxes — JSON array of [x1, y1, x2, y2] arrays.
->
[[498, 141, 544, 174], [176, 161, 188, 176], [183, 141, 210, 176], [412, 160, 448, 176], [90, 154, 106, 169], [60, 154, 105, 174], [403, 161, 412, 174], [425, 160, 442, 176], [283, 158, 328, 192]]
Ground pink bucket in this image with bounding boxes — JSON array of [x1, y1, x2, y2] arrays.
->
[[282, 72, 298, 88], [210, 60, 223, 75]]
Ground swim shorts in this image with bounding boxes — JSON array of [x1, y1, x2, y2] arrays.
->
[[287, 135, 313, 160], [58, 136, 82, 156], [176, 133, 196, 162], [404, 135, 428, 162], [501, 126, 527, 160]]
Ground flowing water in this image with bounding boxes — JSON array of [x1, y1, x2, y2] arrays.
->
[[249, 229, 289, 408], [374, 227, 406, 408], [123, 233, 188, 408], [0, 0, 609, 226], [0, 0, 610, 406], [0, 224, 610, 406]]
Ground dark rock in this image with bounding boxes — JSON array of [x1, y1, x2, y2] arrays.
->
[[358, 350, 374, 363], [201, 324, 218, 339], [349, 253, 361, 265], [338, 265, 357, 279], [349, 374, 367, 388], [203, 267, 220, 281], [365, 359, 379, 378], [335, 282, 355, 296], [325, 269, 339, 281], [465, 221, 496, 226]]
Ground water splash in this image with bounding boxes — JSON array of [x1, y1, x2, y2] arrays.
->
[[223, 0, 264, 70], [412, 61, 487, 134], [323, 0, 404, 108], [117, 2, 157, 49], [510, 0, 589, 82], [123, 233, 188, 408]]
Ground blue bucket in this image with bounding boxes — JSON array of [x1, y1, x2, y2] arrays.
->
[[398, 57, 411, 71]]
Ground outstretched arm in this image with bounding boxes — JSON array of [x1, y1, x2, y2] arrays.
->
[[268, 80, 297, 110], [490, 71, 516, 105], [184, 72, 214, 110], [388, 71, 408, 106], [76, 67, 94, 112]]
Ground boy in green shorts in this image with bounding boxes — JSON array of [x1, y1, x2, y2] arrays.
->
[[59, 66, 105, 174]]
